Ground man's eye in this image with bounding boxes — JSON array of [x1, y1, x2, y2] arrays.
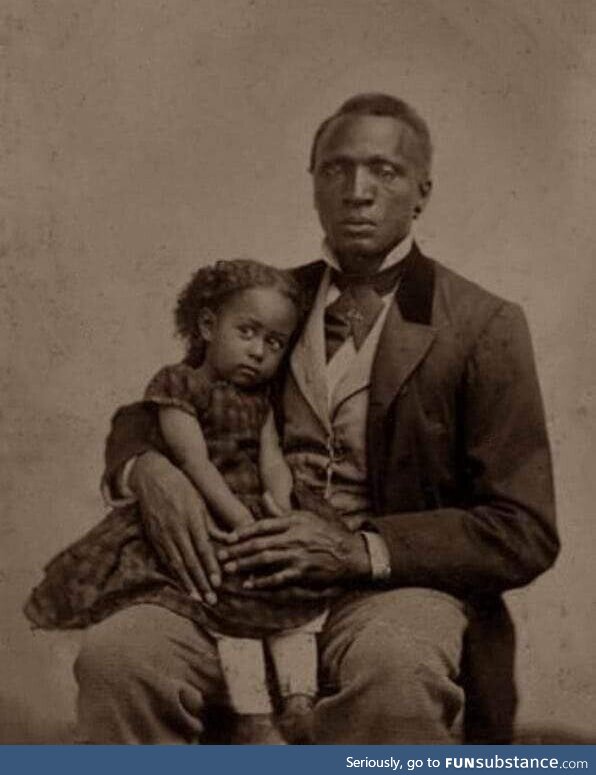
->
[[320, 162, 345, 178], [371, 163, 398, 181]]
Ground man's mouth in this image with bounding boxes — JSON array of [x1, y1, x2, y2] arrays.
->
[[340, 219, 376, 233], [341, 218, 376, 226]]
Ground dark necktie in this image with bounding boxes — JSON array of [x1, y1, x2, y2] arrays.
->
[[324, 259, 404, 361]]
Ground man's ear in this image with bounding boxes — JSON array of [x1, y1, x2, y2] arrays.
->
[[420, 178, 432, 197], [416, 178, 433, 216], [197, 308, 216, 342]]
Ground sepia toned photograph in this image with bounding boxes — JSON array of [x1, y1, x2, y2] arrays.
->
[[1, 0, 595, 746]]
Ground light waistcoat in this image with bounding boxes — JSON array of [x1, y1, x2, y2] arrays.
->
[[283, 267, 395, 516]]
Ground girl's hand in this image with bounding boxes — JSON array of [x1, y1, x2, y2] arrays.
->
[[262, 491, 290, 518]]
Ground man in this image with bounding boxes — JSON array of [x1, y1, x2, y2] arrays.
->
[[78, 94, 558, 744]]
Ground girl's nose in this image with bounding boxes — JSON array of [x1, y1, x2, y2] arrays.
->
[[248, 337, 265, 360]]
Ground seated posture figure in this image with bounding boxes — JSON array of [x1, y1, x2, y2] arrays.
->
[[29, 93, 559, 745], [28, 258, 352, 743]]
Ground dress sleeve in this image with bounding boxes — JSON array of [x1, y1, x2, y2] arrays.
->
[[144, 363, 211, 418]]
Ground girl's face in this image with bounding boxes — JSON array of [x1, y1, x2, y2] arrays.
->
[[199, 286, 299, 388]]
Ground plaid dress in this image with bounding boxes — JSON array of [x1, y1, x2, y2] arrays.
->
[[25, 364, 329, 638]]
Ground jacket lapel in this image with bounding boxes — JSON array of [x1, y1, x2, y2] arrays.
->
[[369, 303, 437, 416], [367, 247, 438, 506]]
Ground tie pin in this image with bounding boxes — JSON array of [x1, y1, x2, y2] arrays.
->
[[346, 308, 364, 322]]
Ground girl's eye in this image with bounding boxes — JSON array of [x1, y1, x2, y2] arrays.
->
[[237, 325, 255, 338], [266, 337, 284, 352]]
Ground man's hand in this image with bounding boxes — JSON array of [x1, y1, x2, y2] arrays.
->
[[130, 451, 223, 604], [217, 497, 371, 590]]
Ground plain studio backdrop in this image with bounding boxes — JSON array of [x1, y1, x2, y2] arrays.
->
[[1, 0, 595, 743]]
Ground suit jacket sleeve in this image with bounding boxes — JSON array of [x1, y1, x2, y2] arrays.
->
[[102, 401, 170, 499], [374, 302, 559, 597]]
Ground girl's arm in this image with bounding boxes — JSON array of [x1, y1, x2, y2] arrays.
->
[[158, 406, 254, 530], [259, 410, 293, 512]]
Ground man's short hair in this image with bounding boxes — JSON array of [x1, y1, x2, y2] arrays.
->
[[309, 93, 433, 179]]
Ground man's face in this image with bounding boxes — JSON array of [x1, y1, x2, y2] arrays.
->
[[312, 114, 431, 274]]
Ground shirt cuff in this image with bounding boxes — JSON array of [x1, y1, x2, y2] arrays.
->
[[101, 456, 138, 507], [360, 530, 392, 582]]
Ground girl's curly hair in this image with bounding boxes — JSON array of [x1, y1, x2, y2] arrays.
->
[[175, 258, 304, 366]]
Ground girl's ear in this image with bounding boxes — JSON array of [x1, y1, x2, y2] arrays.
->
[[197, 308, 216, 342]]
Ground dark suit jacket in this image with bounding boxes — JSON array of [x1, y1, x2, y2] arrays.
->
[[103, 245, 559, 743]]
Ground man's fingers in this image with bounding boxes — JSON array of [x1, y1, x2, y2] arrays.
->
[[188, 521, 222, 591], [175, 533, 217, 605], [232, 517, 292, 541], [162, 539, 201, 600], [133, 455, 223, 599], [217, 534, 285, 562], [243, 567, 301, 589], [223, 549, 292, 574]]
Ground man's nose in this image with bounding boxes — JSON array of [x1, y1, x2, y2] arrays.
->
[[343, 165, 375, 204]]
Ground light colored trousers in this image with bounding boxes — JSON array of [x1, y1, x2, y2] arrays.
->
[[74, 587, 467, 744]]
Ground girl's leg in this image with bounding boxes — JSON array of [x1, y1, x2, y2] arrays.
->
[[266, 612, 328, 743], [214, 636, 272, 714], [267, 612, 327, 698], [213, 634, 285, 744]]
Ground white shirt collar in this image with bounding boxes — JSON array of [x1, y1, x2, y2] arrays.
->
[[321, 232, 414, 274]]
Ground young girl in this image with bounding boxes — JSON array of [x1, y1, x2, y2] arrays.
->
[[25, 259, 339, 744]]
